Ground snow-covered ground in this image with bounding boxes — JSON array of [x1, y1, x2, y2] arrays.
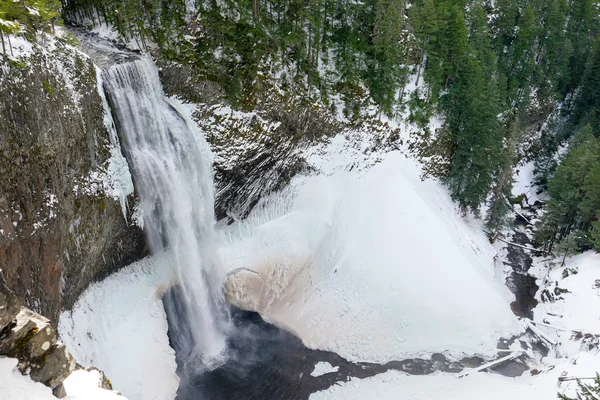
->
[[0, 358, 57, 400], [531, 251, 600, 362], [533, 251, 600, 350], [310, 370, 546, 399], [53, 122, 526, 398], [220, 132, 522, 363], [58, 254, 179, 400], [512, 159, 548, 204]]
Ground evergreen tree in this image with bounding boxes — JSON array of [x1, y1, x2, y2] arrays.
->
[[537, 124, 600, 252], [369, 0, 407, 116], [505, 4, 537, 106], [559, 374, 600, 400], [574, 38, 600, 134], [437, 3, 468, 95], [409, 0, 439, 89], [441, 55, 504, 213], [467, 0, 494, 76], [564, 0, 598, 95], [536, 0, 570, 102]]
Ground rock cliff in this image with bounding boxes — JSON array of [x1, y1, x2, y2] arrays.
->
[[0, 36, 147, 322]]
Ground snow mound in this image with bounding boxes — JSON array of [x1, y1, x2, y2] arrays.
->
[[63, 369, 125, 399], [311, 362, 339, 377], [58, 254, 178, 400], [220, 134, 522, 363]]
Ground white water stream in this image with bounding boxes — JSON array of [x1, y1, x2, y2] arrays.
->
[[101, 57, 229, 367]]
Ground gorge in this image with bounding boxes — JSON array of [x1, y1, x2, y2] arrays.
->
[[2, 1, 600, 399]]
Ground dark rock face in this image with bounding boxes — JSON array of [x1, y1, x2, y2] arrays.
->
[[200, 102, 340, 221], [0, 41, 147, 322], [0, 273, 20, 331], [29, 343, 76, 389], [158, 61, 343, 220], [0, 278, 120, 394]]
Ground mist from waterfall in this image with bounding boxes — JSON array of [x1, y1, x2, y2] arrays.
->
[[101, 56, 229, 368]]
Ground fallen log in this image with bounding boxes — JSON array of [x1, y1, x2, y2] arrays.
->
[[458, 352, 523, 378]]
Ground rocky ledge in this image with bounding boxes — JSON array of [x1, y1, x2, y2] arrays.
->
[[0, 273, 119, 397]]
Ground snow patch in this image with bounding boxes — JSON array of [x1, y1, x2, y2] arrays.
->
[[63, 369, 126, 399], [4, 34, 34, 58], [512, 160, 547, 203]]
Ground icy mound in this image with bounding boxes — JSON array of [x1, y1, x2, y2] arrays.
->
[[220, 135, 523, 363], [59, 254, 178, 400]]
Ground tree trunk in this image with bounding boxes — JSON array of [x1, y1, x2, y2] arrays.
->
[[0, 30, 6, 55], [307, 21, 312, 94], [416, 51, 424, 86], [561, 247, 569, 267], [7, 33, 13, 56]]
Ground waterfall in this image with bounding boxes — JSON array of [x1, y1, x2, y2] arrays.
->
[[101, 57, 229, 367]]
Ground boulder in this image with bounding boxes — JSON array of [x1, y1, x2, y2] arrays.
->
[[29, 343, 76, 389], [0, 306, 74, 390], [52, 383, 68, 399], [84, 366, 115, 391], [0, 307, 56, 359], [0, 309, 37, 356], [21, 309, 56, 359]]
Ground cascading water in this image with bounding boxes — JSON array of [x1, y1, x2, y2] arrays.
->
[[101, 57, 229, 367]]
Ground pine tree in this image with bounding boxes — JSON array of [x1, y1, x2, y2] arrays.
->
[[537, 124, 600, 252], [537, 0, 570, 102], [468, 0, 494, 73], [437, 3, 468, 92], [506, 4, 537, 106], [441, 55, 504, 213], [408, 0, 439, 89], [564, 0, 598, 94], [559, 374, 600, 400], [370, 0, 407, 116], [486, 116, 519, 233], [574, 38, 600, 134]]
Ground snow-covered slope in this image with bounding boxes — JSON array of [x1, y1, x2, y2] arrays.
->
[[533, 252, 600, 342], [531, 251, 600, 360], [220, 132, 522, 363]]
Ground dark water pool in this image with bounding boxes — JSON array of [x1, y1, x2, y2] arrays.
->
[[163, 285, 529, 400]]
